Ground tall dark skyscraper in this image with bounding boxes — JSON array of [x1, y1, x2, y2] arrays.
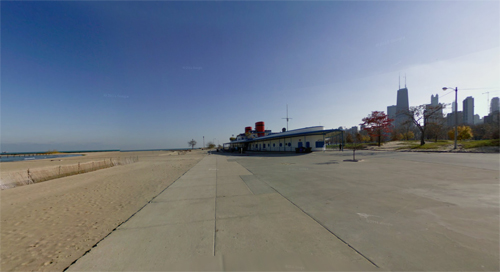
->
[[397, 88, 409, 111], [387, 75, 411, 129], [395, 87, 409, 127]]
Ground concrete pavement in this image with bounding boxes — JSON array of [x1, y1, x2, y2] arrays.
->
[[228, 150, 499, 271], [67, 155, 378, 271]]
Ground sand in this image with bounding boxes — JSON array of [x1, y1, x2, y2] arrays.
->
[[0, 150, 205, 271]]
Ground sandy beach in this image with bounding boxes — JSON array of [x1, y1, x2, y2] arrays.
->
[[1, 150, 205, 271]]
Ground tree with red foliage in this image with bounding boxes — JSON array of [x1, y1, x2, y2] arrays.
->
[[360, 111, 393, 147]]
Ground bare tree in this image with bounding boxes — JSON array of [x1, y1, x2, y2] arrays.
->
[[397, 121, 414, 141], [402, 104, 445, 146], [472, 123, 500, 140], [346, 133, 353, 143], [206, 141, 216, 149], [426, 115, 447, 142], [188, 139, 197, 149]]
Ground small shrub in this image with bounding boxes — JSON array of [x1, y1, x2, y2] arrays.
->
[[448, 126, 473, 140]]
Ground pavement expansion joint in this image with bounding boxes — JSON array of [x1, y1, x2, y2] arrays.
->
[[117, 219, 215, 231], [242, 163, 380, 269], [151, 196, 216, 203], [63, 155, 202, 272]]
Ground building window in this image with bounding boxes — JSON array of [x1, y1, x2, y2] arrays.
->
[[288, 143, 291, 147], [273, 143, 275, 147], [280, 143, 282, 147]]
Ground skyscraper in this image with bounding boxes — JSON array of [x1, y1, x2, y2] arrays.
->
[[447, 111, 463, 127], [463, 96, 474, 125], [395, 87, 409, 127], [426, 94, 443, 125], [491, 97, 499, 114], [387, 105, 397, 122], [474, 114, 483, 125], [431, 94, 439, 106]]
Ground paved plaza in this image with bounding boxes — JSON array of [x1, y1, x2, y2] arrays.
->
[[68, 151, 499, 271]]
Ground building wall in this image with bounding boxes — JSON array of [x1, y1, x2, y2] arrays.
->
[[431, 94, 439, 106], [246, 134, 326, 152], [474, 114, 483, 125], [397, 88, 409, 110], [387, 105, 397, 121], [484, 111, 500, 125], [491, 97, 500, 114], [447, 111, 463, 127], [396, 88, 409, 127], [425, 103, 444, 125], [463, 96, 474, 125]]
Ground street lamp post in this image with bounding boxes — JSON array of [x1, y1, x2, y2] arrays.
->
[[442, 87, 458, 149]]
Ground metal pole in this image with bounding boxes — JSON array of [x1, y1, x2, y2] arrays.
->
[[323, 134, 325, 152], [454, 87, 458, 149], [341, 131, 344, 151]]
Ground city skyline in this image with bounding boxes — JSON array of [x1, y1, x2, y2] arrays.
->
[[376, 89, 497, 132], [2, 1, 499, 152]]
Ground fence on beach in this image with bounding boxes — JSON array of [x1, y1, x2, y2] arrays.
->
[[0, 156, 139, 190]]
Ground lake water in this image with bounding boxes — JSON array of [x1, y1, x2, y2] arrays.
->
[[0, 154, 83, 163]]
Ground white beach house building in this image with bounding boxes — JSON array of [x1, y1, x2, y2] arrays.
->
[[224, 122, 344, 152]]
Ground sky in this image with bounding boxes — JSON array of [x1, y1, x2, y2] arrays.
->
[[1, 1, 499, 152]]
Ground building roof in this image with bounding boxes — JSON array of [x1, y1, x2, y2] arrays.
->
[[225, 127, 343, 145]]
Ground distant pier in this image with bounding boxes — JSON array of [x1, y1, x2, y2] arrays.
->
[[0, 152, 55, 159]]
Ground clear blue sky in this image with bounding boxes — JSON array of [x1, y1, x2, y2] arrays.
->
[[2, 1, 499, 152]]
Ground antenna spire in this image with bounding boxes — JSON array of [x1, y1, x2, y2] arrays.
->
[[282, 104, 292, 131]]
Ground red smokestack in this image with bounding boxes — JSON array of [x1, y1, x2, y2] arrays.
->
[[255, 121, 265, 137]]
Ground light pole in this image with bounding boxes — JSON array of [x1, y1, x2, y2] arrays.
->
[[442, 87, 458, 149]]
